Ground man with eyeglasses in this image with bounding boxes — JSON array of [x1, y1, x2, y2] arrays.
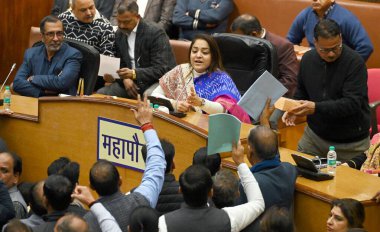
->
[[13, 15, 82, 98], [282, 19, 370, 162], [287, 0, 373, 62]]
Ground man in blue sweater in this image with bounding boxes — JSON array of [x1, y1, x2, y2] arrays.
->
[[287, 0, 373, 61]]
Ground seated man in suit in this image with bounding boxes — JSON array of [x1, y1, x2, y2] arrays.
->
[[97, 0, 175, 98], [237, 126, 298, 232], [13, 16, 82, 98], [0, 152, 27, 219], [58, 0, 115, 56], [287, 0, 373, 61]]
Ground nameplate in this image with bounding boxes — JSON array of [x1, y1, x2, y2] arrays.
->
[[97, 117, 146, 172]]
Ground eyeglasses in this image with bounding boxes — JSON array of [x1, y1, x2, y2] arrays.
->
[[317, 43, 342, 54], [43, 31, 64, 39]]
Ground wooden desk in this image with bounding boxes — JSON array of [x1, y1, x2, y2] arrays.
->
[[0, 96, 254, 193], [223, 148, 380, 232]]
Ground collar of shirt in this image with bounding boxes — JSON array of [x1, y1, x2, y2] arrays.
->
[[313, 2, 335, 18], [8, 185, 18, 194], [260, 28, 267, 39]]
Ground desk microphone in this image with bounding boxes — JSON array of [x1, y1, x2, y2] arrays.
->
[[0, 63, 16, 93]]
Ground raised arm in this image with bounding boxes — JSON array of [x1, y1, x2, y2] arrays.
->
[[72, 185, 122, 232], [132, 95, 166, 208], [223, 141, 265, 232]]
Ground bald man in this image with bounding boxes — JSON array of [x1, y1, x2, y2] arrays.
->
[[237, 126, 297, 231]]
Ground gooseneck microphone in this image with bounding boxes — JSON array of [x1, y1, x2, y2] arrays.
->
[[0, 63, 16, 93]]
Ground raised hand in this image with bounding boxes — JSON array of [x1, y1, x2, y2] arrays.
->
[[131, 94, 153, 126]]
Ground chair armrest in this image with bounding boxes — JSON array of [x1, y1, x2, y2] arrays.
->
[[369, 100, 380, 137]]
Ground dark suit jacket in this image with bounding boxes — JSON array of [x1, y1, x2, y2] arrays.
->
[[265, 31, 299, 97], [111, 0, 176, 32], [115, 19, 176, 93]]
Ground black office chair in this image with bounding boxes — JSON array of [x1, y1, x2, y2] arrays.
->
[[213, 33, 278, 95], [65, 38, 100, 95]]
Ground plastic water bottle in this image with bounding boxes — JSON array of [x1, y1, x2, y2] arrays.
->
[[3, 86, 11, 111], [327, 146, 337, 175]]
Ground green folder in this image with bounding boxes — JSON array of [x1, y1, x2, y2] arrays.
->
[[207, 113, 241, 155]]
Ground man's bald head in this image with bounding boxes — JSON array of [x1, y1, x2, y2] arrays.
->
[[89, 160, 120, 196], [54, 214, 89, 232], [248, 126, 279, 162]]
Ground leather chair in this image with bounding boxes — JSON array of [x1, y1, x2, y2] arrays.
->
[[368, 68, 380, 137], [29, 26, 42, 48], [213, 33, 278, 95], [65, 39, 100, 95], [169, 39, 191, 65]]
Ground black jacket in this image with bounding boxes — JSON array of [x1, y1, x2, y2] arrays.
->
[[295, 45, 370, 142], [115, 19, 176, 94], [156, 174, 183, 215]]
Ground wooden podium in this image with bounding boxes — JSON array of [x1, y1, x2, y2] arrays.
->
[[1, 95, 379, 232]]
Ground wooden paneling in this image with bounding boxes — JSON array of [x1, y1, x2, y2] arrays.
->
[[0, 0, 52, 85]]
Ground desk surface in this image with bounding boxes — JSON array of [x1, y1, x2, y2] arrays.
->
[[1, 95, 379, 231]]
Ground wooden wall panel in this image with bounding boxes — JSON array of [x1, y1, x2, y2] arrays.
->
[[0, 0, 52, 85]]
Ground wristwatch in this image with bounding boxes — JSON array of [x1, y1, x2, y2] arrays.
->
[[132, 69, 136, 80]]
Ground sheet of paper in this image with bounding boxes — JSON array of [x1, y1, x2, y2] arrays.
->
[[207, 113, 241, 155], [98, 55, 120, 78], [274, 97, 302, 112], [238, 71, 288, 121]]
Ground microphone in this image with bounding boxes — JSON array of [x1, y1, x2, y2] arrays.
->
[[0, 63, 16, 93]]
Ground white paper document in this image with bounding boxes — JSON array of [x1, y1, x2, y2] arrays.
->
[[98, 55, 120, 78], [238, 71, 288, 121]]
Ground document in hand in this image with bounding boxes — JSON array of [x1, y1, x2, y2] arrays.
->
[[207, 113, 241, 155], [238, 71, 287, 121], [98, 55, 120, 78]]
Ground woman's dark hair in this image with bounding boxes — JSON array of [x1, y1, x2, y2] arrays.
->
[[188, 34, 224, 72], [129, 206, 159, 232], [260, 206, 294, 232], [331, 198, 365, 228]]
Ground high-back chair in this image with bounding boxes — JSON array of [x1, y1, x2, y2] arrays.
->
[[65, 39, 100, 95], [213, 33, 278, 95], [368, 68, 380, 137], [169, 39, 191, 65]]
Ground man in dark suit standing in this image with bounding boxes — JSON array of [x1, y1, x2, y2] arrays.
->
[[97, 0, 176, 99]]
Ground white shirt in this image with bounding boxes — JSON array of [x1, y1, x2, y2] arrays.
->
[[137, 0, 149, 17], [158, 163, 265, 232], [128, 21, 139, 69]]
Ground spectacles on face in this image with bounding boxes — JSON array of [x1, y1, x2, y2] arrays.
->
[[317, 43, 342, 54], [43, 31, 64, 39]]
